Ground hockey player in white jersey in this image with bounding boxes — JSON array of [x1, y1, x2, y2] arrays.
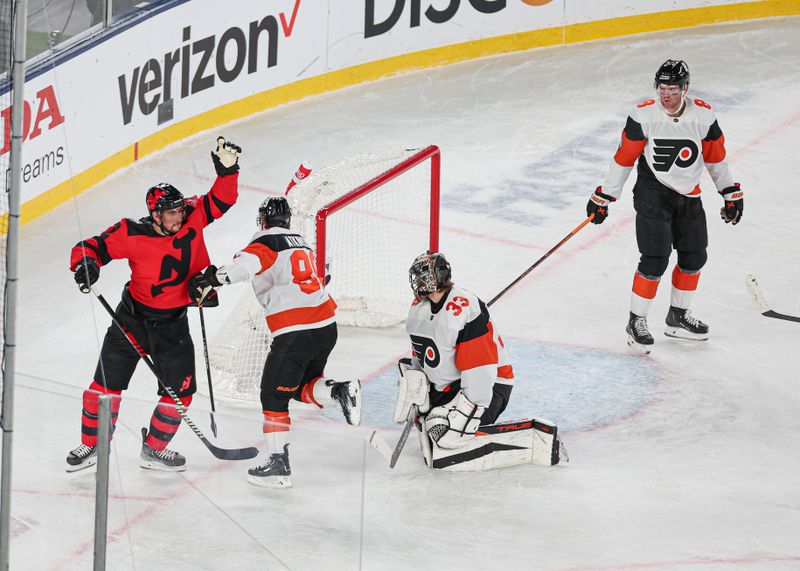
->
[[396, 251, 562, 471], [586, 60, 742, 351], [191, 197, 361, 488]]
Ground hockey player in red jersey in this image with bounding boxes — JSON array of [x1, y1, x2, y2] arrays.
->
[[65, 137, 242, 473], [396, 251, 562, 470], [191, 196, 361, 488], [586, 60, 742, 352]]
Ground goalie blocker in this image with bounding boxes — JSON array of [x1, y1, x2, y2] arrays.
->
[[395, 360, 565, 471]]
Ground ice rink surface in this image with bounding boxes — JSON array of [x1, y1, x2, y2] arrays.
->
[[6, 16, 800, 571]]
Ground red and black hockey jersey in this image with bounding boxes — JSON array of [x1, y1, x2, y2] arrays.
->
[[603, 97, 735, 198], [405, 286, 513, 408], [69, 174, 239, 310]]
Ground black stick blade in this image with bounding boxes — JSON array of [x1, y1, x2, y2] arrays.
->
[[202, 438, 259, 460]]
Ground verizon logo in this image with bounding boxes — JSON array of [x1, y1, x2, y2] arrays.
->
[[117, 7, 301, 125]]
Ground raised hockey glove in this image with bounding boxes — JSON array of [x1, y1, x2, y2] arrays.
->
[[586, 186, 615, 225], [189, 265, 223, 306], [73, 258, 100, 293], [425, 391, 485, 450], [211, 137, 242, 177], [719, 183, 743, 225]]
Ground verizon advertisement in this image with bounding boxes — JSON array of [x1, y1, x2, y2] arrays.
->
[[1, 0, 768, 214]]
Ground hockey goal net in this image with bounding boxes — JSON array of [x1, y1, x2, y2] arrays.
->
[[203, 146, 441, 403]]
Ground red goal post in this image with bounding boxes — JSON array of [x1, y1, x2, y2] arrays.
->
[[204, 145, 441, 403], [314, 145, 440, 280]]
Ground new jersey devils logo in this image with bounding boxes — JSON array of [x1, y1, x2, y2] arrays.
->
[[410, 334, 440, 368], [151, 228, 196, 297], [652, 139, 699, 172]]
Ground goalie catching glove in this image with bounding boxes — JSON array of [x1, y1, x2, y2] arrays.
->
[[211, 137, 242, 177], [719, 183, 743, 225], [425, 391, 486, 450], [188, 265, 229, 306]]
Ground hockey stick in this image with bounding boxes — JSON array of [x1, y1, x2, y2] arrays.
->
[[91, 288, 258, 460], [745, 274, 800, 323], [369, 404, 418, 468], [486, 214, 594, 307], [197, 303, 218, 437]]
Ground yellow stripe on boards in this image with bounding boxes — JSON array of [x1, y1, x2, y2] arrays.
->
[[23, 0, 799, 226]]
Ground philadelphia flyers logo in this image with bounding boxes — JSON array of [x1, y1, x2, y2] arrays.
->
[[151, 228, 196, 297], [652, 139, 699, 172], [410, 334, 440, 368]]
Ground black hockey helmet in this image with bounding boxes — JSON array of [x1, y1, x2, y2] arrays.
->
[[258, 196, 291, 228], [654, 59, 690, 89], [409, 251, 452, 301], [146, 183, 184, 214]]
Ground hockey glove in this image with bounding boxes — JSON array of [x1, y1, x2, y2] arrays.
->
[[586, 186, 615, 224], [73, 258, 100, 293], [211, 137, 242, 177], [719, 183, 743, 225], [425, 391, 485, 450], [189, 265, 223, 306]]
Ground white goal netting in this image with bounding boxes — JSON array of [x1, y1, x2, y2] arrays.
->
[[203, 146, 440, 404]]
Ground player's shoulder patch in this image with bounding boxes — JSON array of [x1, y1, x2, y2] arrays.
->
[[692, 98, 713, 110]]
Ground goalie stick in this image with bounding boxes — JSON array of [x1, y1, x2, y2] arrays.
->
[[370, 217, 594, 467], [369, 404, 418, 468], [92, 289, 259, 461], [745, 274, 800, 323]]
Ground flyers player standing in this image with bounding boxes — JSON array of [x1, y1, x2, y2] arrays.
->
[[586, 60, 743, 352], [65, 137, 242, 473], [405, 251, 514, 450], [191, 196, 361, 488]]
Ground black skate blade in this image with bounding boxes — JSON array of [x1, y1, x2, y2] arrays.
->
[[627, 336, 652, 355]]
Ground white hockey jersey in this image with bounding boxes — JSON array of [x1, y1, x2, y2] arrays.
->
[[603, 96, 735, 198], [405, 287, 513, 408], [221, 227, 336, 337]]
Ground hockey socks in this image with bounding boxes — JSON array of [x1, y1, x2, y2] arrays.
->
[[145, 394, 192, 452], [81, 381, 122, 447]]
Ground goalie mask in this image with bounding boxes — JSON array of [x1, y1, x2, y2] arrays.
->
[[146, 183, 184, 214], [258, 196, 291, 229], [409, 251, 452, 301]]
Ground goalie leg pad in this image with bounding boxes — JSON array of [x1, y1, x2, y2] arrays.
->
[[394, 363, 431, 423], [430, 418, 562, 471]]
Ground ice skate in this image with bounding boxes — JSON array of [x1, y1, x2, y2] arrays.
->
[[248, 444, 292, 488], [664, 306, 709, 341], [626, 312, 654, 354], [66, 443, 97, 473], [139, 428, 186, 472], [328, 379, 362, 426]]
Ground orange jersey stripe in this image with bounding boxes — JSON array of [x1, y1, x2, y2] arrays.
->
[[702, 133, 727, 164], [266, 297, 337, 333], [241, 242, 278, 274], [672, 266, 700, 291], [614, 132, 646, 167], [632, 272, 660, 299], [455, 321, 499, 372], [497, 364, 514, 380]]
